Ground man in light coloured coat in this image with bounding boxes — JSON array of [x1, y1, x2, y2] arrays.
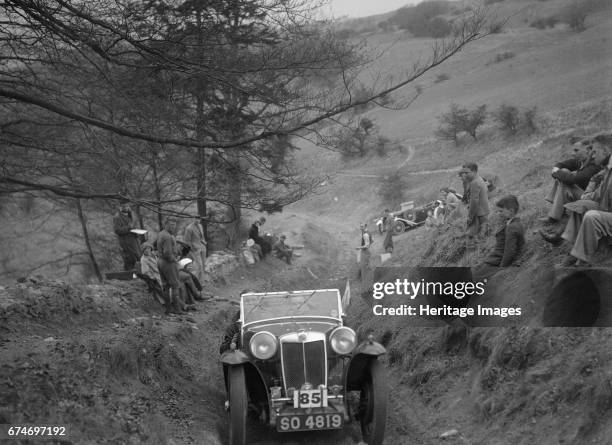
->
[[183, 217, 208, 283]]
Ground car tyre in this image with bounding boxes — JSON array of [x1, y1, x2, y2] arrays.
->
[[228, 366, 247, 445], [359, 360, 388, 445], [393, 221, 405, 235]]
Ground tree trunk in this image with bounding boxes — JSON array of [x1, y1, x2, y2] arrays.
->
[[226, 150, 242, 250], [151, 160, 163, 230], [75, 198, 103, 282], [195, 8, 208, 249]]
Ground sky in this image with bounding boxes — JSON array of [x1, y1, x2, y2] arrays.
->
[[326, 0, 418, 19]]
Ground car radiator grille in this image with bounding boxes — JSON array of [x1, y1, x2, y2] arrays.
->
[[281, 340, 326, 389]]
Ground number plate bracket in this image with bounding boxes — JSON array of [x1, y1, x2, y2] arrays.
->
[[293, 389, 328, 408]]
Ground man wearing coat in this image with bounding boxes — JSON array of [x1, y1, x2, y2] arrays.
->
[[113, 202, 141, 270], [157, 217, 189, 313], [183, 217, 208, 283], [540, 139, 599, 223], [561, 135, 612, 266], [473, 195, 525, 281], [460, 163, 490, 238]]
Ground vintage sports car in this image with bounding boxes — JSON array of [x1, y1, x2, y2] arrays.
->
[[220, 289, 388, 445], [392, 200, 442, 234]]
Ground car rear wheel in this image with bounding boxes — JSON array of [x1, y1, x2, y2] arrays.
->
[[359, 360, 388, 445], [228, 366, 247, 445], [393, 221, 405, 235]]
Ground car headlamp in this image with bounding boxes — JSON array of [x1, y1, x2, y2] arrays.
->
[[249, 331, 278, 359], [329, 327, 356, 355]]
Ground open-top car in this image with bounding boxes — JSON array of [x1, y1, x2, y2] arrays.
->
[[220, 289, 388, 445], [392, 200, 442, 234]]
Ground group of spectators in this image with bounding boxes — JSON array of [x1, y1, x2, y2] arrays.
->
[[243, 216, 294, 265], [459, 133, 612, 272], [113, 208, 209, 315], [538, 133, 612, 266], [360, 132, 612, 283], [358, 162, 524, 283]]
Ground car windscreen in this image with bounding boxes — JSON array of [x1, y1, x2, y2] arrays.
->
[[241, 290, 341, 324]]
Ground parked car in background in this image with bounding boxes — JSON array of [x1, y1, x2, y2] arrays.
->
[[390, 200, 449, 234]]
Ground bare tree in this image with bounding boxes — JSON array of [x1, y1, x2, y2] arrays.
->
[[0, 0, 495, 275]]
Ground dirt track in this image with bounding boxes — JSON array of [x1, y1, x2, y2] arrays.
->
[[5, 211, 612, 445], [0, 213, 434, 445]]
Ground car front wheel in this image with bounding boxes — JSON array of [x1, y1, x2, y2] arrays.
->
[[359, 360, 388, 445], [228, 366, 247, 445], [393, 221, 405, 235]]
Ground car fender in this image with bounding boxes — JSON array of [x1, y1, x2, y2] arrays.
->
[[344, 338, 386, 391], [221, 353, 269, 409], [221, 349, 250, 366]]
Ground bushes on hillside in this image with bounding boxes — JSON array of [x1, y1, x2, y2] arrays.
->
[[492, 104, 520, 134], [530, 16, 559, 29], [493, 104, 538, 135], [436, 104, 487, 144], [331, 116, 404, 160], [435, 73, 450, 83], [436, 103, 538, 144], [486, 51, 515, 65], [378, 172, 408, 207], [389, 1, 453, 38], [559, 0, 605, 32]]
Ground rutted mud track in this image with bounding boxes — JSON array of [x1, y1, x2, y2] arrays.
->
[[0, 214, 432, 445]]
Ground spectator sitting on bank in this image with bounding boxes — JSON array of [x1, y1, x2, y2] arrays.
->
[[176, 235, 192, 259], [472, 195, 525, 281], [433, 200, 446, 221], [540, 135, 612, 248], [178, 258, 203, 307], [273, 234, 293, 264], [539, 138, 600, 224], [113, 201, 142, 271], [424, 209, 442, 230], [139, 243, 173, 314], [440, 187, 461, 215], [248, 217, 272, 257], [541, 135, 612, 266]]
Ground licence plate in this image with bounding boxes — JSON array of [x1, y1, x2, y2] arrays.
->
[[293, 389, 328, 408], [277, 413, 343, 432]]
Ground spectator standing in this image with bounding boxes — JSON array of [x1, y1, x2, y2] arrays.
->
[[157, 217, 188, 313], [357, 223, 372, 282], [382, 209, 394, 253], [460, 163, 490, 238], [184, 217, 208, 283], [113, 202, 141, 270]]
